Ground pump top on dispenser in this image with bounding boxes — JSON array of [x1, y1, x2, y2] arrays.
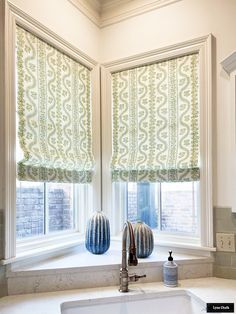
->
[[163, 250, 178, 287]]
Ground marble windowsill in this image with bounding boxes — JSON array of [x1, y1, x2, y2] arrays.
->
[[0, 278, 236, 314], [2, 234, 215, 266], [8, 241, 213, 275]]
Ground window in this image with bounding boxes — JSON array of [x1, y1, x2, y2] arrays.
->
[[15, 24, 93, 242], [9, 22, 100, 254], [102, 36, 213, 248], [3, 8, 212, 262]]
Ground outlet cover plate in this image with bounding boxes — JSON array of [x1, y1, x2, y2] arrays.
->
[[216, 233, 236, 252]]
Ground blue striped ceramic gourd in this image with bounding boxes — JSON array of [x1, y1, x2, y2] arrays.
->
[[85, 211, 110, 254], [133, 221, 154, 258]]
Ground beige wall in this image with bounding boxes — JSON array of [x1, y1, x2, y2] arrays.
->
[[100, 0, 236, 208], [9, 0, 100, 61]]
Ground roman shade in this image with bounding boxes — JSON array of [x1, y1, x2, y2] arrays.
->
[[16, 25, 94, 183], [111, 53, 199, 182]]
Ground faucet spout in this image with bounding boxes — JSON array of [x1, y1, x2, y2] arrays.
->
[[127, 221, 138, 266], [128, 250, 138, 266]]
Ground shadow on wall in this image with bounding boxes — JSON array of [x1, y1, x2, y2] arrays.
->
[[0, 209, 7, 297], [214, 207, 236, 279], [0, 266, 7, 297]]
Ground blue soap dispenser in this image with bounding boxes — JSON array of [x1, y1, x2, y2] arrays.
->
[[163, 250, 178, 287]]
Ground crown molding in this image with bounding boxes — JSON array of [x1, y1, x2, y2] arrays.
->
[[100, 0, 182, 28], [88, 0, 102, 13], [101, 0, 133, 11], [68, 0, 101, 26], [68, 0, 182, 28]]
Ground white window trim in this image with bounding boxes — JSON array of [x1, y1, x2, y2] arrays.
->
[[3, 2, 101, 261], [231, 71, 236, 214], [221, 52, 236, 213], [101, 34, 213, 249]]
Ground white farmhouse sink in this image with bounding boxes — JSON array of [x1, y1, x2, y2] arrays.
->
[[61, 290, 206, 314]]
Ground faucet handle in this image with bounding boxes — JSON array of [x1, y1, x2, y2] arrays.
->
[[129, 274, 147, 282]]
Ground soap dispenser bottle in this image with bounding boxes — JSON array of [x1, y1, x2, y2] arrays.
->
[[163, 250, 178, 287]]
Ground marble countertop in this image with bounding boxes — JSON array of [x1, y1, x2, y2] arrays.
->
[[0, 277, 236, 314]]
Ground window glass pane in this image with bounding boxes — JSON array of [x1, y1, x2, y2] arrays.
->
[[47, 183, 75, 233], [161, 182, 199, 235], [16, 180, 45, 239], [125, 181, 199, 236], [127, 182, 159, 229], [16, 181, 75, 239]]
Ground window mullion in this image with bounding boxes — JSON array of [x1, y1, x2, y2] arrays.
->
[[112, 182, 127, 235], [73, 184, 77, 231], [44, 182, 49, 235], [158, 183, 162, 232]]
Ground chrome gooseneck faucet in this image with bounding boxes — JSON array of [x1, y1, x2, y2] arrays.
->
[[119, 221, 146, 292]]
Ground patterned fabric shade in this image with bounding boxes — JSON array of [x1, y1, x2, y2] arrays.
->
[[111, 54, 199, 182], [16, 25, 94, 183]]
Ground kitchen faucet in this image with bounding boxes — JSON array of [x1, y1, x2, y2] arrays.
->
[[119, 221, 146, 292]]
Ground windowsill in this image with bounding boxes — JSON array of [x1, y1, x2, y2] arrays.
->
[[2, 242, 216, 275], [5, 240, 214, 277], [1, 234, 216, 266], [1, 232, 85, 265]]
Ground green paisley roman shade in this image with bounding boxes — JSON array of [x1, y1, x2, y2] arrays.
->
[[16, 25, 94, 183], [111, 53, 199, 182]]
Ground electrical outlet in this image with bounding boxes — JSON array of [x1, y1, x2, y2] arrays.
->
[[216, 233, 235, 252]]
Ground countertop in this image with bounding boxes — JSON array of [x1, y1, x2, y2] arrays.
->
[[0, 277, 236, 314]]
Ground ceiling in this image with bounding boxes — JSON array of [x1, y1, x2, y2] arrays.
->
[[68, 0, 182, 28]]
